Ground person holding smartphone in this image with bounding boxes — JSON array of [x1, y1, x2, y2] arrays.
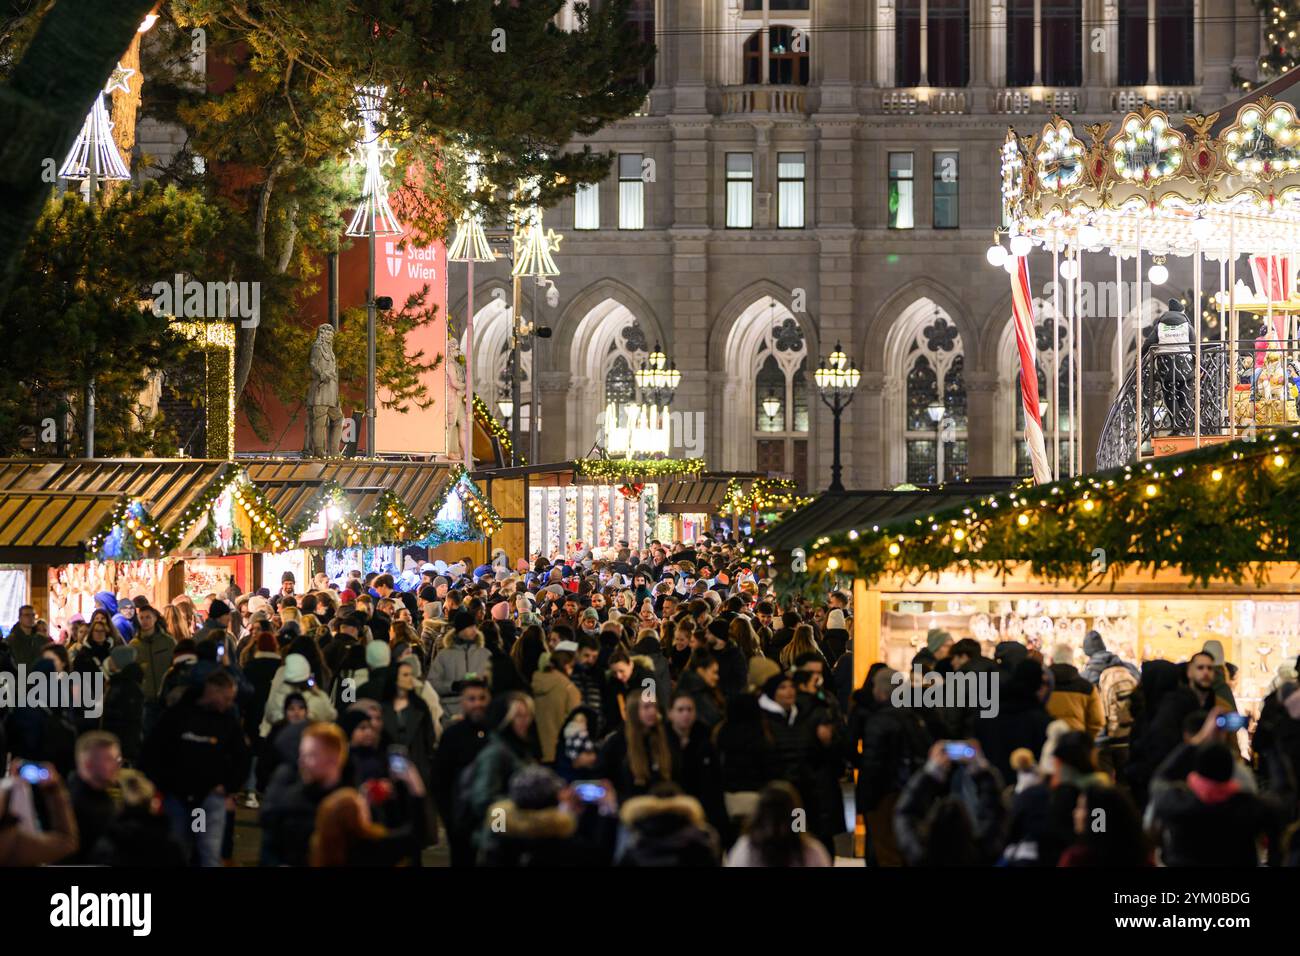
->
[[0, 760, 78, 866], [893, 739, 1006, 866]]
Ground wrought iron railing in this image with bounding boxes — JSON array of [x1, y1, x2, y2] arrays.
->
[[1095, 342, 1232, 470]]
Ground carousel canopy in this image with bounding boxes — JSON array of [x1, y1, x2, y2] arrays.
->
[[1001, 69, 1300, 261]]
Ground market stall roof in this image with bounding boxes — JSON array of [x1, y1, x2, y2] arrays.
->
[[0, 459, 231, 539], [0, 491, 133, 562], [755, 478, 1021, 553], [241, 459, 454, 525], [659, 475, 759, 514]]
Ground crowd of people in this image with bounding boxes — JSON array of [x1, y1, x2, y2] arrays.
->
[[1, 537, 1298, 867]]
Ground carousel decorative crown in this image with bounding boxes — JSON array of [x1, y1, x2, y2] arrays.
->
[[1000, 97, 1300, 261]]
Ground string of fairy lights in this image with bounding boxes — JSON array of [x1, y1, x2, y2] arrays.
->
[[780, 431, 1300, 590], [82, 465, 503, 561]]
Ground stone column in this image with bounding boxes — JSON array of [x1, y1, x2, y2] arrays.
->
[[817, 0, 855, 110], [537, 370, 570, 463], [964, 371, 1000, 476], [672, 0, 709, 113], [1201, 0, 1236, 109], [856, 371, 887, 489]]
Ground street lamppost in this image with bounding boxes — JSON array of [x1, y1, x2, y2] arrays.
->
[[635, 341, 681, 410], [510, 178, 562, 465], [497, 392, 514, 433], [926, 401, 945, 484], [813, 341, 860, 493]]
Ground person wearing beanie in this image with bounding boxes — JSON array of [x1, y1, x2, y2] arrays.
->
[[1045, 643, 1104, 738], [973, 657, 1051, 786], [1149, 741, 1281, 866], [926, 628, 953, 661], [429, 607, 492, 720], [260, 653, 336, 736], [479, 764, 614, 867], [1079, 630, 1140, 684], [490, 598, 517, 651], [356, 641, 393, 702]]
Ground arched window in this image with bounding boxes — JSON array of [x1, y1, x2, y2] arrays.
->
[[605, 354, 637, 406], [744, 26, 810, 85], [752, 311, 810, 487], [902, 307, 968, 483]]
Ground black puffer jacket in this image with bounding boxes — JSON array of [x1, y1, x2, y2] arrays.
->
[[1151, 784, 1282, 866], [714, 695, 779, 792], [615, 793, 720, 866]]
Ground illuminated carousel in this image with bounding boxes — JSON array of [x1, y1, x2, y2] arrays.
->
[[992, 77, 1300, 470]]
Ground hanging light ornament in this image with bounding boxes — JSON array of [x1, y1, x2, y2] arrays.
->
[[448, 151, 495, 263], [60, 62, 134, 183], [511, 177, 562, 278], [345, 86, 403, 238]]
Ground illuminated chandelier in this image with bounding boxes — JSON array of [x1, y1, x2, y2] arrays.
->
[[813, 341, 861, 395], [634, 341, 681, 408]]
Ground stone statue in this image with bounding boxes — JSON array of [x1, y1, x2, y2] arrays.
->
[[447, 335, 467, 464], [305, 323, 343, 457]]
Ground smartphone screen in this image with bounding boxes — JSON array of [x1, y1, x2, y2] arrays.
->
[[1216, 712, 1248, 732], [573, 781, 606, 803], [943, 742, 975, 761]]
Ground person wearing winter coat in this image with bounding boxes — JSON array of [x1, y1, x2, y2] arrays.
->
[[713, 693, 779, 826], [1080, 630, 1141, 685], [975, 657, 1053, 785], [5, 605, 49, 665], [597, 690, 675, 802], [531, 648, 582, 764], [430, 612, 493, 719], [379, 659, 437, 794], [87, 769, 186, 867], [478, 765, 617, 867], [259, 653, 336, 736], [849, 667, 933, 866], [725, 780, 833, 867], [631, 630, 672, 708], [93, 591, 135, 644], [242, 633, 283, 741], [1046, 645, 1105, 738], [674, 651, 726, 730], [893, 740, 1006, 866], [615, 783, 720, 866], [460, 693, 540, 856], [139, 670, 251, 867], [129, 607, 176, 702], [431, 679, 493, 867], [101, 647, 146, 764], [1148, 741, 1282, 866], [666, 690, 729, 840]]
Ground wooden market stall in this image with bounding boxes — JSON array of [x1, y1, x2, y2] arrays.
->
[[781, 432, 1300, 723]]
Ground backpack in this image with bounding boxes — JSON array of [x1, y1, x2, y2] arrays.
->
[[1098, 664, 1138, 740]]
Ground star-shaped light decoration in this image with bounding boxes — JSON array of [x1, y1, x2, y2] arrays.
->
[[60, 65, 132, 184], [344, 86, 403, 238], [105, 61, 135, 96], [375, 141, 398, 168], [510, 177, 562, 277], [448, 150, 496, 264]]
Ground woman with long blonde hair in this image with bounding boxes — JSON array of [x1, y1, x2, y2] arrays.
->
[[161, 605, 187, 642], [779, 623, 826, 670], [169, 595, 197, 636]]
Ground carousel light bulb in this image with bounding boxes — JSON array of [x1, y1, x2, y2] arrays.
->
[[1077, 223, 1102, 248], [1003, 256, 1018, 274], [986, 243, 1009, 267], [1148, 263, 1169, 285], [1059, 259, 1079, 280], [1191, 215, 1213, 242], [1010, 234, 1033, 257]]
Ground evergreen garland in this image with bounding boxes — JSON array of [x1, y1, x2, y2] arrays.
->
[[780, 431, 1300, 590]]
